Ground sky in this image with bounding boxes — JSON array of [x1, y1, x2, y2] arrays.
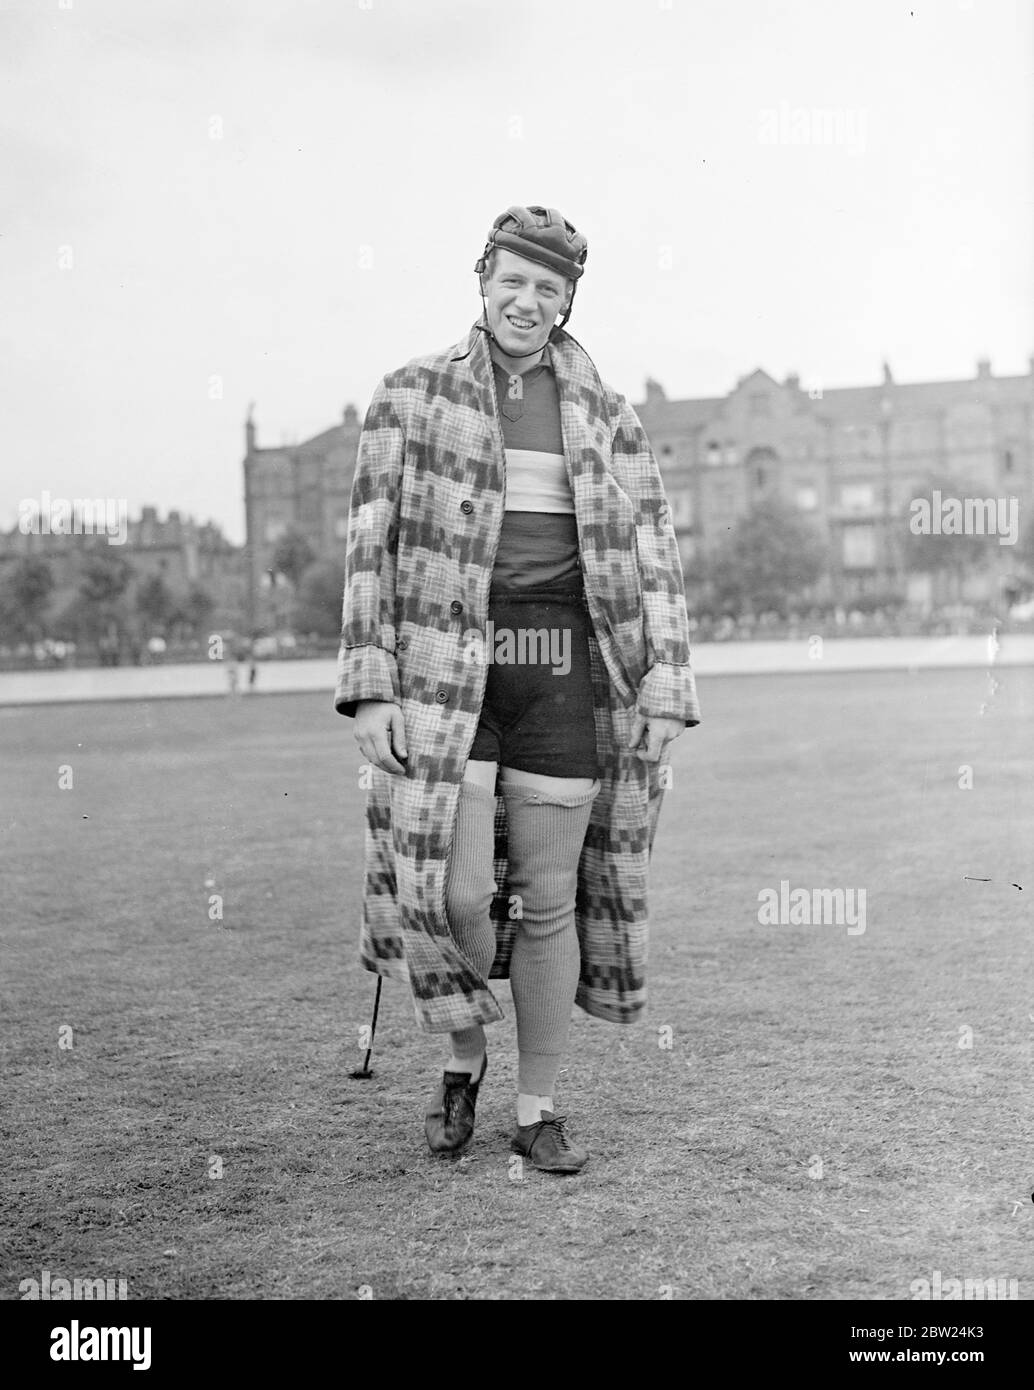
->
[[1, 0, 1031, 545]]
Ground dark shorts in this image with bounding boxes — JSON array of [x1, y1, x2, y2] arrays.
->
[[468, 589, 600, 779]]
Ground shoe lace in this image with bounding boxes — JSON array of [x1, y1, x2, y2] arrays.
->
[[543, 1114, 572, 1150], [442, 1082, 465, 1128], [442, 1073, 475, 1130]]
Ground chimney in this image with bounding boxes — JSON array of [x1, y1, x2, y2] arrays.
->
[[245, 402, 256, 453], [785, 372, 800, 391], [882, 360, 894, 386], [343, 403, 358, 426], [976, 358, 991, 380]]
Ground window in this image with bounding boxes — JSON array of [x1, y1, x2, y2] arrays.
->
[[265, 519, 288, 544], [723, 443, 738, 465], [840, 482, 874, 511], [705, 440, 722, 466], [842, 526, 876, 569], [796, 484, 818, 511], [334, 515, 350, 539]]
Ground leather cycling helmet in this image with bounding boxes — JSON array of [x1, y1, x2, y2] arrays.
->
[[475, 205, 588, 282], [475, 205, 588, 342]]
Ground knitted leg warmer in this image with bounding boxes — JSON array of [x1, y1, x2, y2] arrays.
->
[[444, 777, 499, 1065], [500, 777, 601, 1097]]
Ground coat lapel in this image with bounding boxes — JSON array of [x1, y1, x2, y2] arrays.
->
[[448, 319, 612, 477]]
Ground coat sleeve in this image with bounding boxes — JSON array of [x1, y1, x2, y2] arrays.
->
[[334, 378, 405, 719], [610, 393, 702, 727]]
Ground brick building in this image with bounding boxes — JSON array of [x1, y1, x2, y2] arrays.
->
[[125, 508, 246, 630], [0, 507, 245, 635], [242, 357, 1033, 621], [636, 356, 1033, 609], [242, 403, 361, 631]]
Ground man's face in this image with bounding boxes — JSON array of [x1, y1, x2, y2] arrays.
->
[[482, 248, 571, 355]]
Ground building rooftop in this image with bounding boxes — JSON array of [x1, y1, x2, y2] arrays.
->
[[635, 361, 1032, 427]]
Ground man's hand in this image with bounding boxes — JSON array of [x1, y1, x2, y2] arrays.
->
[[627, 712, 685, 763], [354, 700, 408, 775]]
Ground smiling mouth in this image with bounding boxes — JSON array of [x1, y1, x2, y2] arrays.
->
[[506, 315, 536, 331]]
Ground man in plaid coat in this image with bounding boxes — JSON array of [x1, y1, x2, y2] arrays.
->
[[336, 206, 700, 1172]]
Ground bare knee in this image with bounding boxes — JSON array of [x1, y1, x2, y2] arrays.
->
[[500, 767, 595, 797], [463, 758, 498, 793]]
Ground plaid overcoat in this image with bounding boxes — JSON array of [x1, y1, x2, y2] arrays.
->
[[334, 319, 701, 1034]]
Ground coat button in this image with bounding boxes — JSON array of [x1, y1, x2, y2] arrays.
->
[[460, 499, 474, 514], [435, 690, 449, 703], [450, 600, 463, 615], [396, 637, 408, 651]]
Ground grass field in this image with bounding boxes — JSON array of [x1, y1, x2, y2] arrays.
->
[[2, 668, 1033, 1301]]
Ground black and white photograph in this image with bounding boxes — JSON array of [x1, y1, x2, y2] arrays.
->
[[2, 0, 1032, 1344]]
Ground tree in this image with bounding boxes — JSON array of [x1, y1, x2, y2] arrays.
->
[[178, 583, 215, 635], [1008, 503, 1034, 582], [271, 527, 317, 589], [72, 546, 134, 644], [901, 472, 1002, 607], [292, 560, 345, 638], [707, 498, 827, 617], [79, 547, 132, 605], [0, 556, 55, 643], [135, 573, 175, 631], [901, 473, 996, 575]]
